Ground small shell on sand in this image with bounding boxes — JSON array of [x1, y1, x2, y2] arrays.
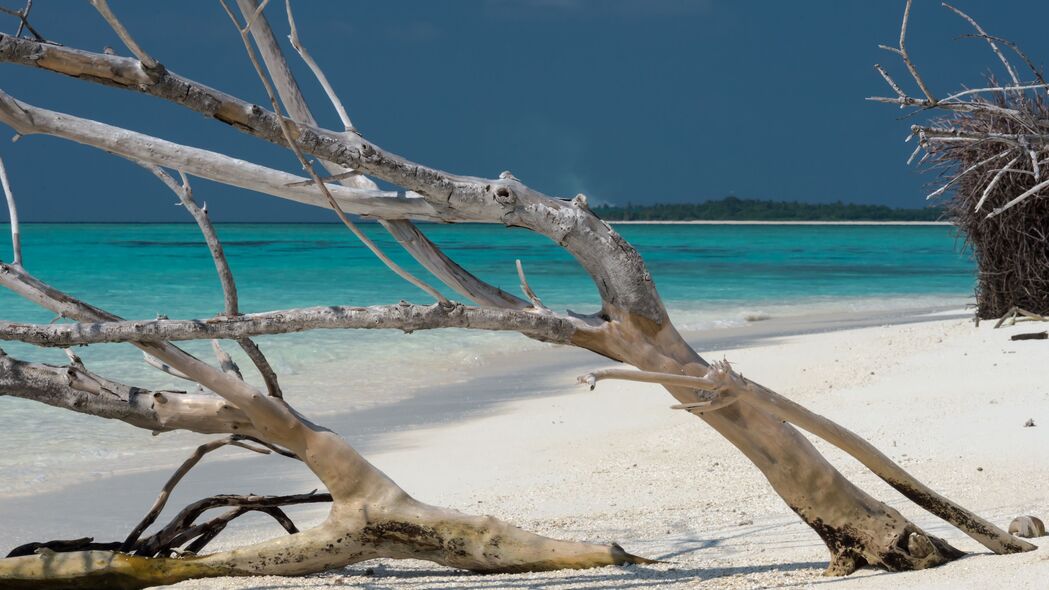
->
[[1008, 516, 1046, 538]]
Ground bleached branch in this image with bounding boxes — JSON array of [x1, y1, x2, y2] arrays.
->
[[515, 259, 546, 310], [942, 2, 1020, 87], [144, 165, 283, 397], [0, 35, 664, 322], [988, 177, 1049, 218], [0, 155, 20, 266], [283, 0, 353, 131], [895, 0, 936, 102], [0, 89, 445, 221], [974, 155, 1020, 211], [581, 361, 1031, 555], [0, 351, 255, 436], [89, 0, 158, 69], [219, 0, 449, 304], [0, 302, 586, 346], [122, 436, 272, 551]]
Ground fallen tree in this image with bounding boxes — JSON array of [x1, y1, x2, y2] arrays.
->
[[0, 1, 1035, 587]]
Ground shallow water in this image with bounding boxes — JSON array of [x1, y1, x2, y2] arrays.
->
[[0, 222, 974, 496]]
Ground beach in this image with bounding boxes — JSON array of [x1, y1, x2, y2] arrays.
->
[[2, 307, 1046, 589]]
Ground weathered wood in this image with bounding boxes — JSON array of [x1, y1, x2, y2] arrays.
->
[[0, 302, 582, 346], [0, 1, 1036, 584]]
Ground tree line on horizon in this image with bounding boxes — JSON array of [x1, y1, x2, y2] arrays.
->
[[592, 197, 944, 221]]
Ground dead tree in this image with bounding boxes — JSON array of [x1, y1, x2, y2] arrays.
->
[[0, 1, 1035, 587], [870, 0, 1049, 319]]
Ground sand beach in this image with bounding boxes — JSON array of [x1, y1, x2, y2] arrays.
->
[[3, 308, 1045, 589]]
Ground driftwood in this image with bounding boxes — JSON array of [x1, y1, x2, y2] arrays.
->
[[0, 1, 1037, 587], [1010, 332, 1048, 341]]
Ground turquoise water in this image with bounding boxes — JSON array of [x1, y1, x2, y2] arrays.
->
[[0, 222, 974, 494], [0, 222, 973, 321]]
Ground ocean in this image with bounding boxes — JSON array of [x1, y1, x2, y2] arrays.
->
[[0, 222, 974, 496]]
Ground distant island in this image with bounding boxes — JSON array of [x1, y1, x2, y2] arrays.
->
[[592, 197, 944, 222]]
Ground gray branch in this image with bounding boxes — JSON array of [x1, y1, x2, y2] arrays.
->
[[0, 302, 584, 347]]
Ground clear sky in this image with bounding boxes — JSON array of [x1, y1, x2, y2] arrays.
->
[[2, 0, 1048, 221]]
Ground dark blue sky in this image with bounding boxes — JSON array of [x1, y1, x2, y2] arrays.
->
[[3, 1, 1048, 221]]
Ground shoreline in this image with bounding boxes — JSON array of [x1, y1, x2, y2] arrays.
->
[[3, 305, 1045, 588], [0, 304, 969, 543], [606, 220, 951, 225], [7, 220, 952, 226]]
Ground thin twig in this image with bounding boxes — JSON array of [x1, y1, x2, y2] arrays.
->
[[89, 0, 158, 68], [898, 0, 936, 103], [0, 3, 45, 42], [143, 164, 283, 398], [939, 83, 1049, 103], [515, 259, 546, 310], [284, 0, 354, 131], [925, 150, 1009, 200], [218, 0, 448, 304], [284, 170, 358, 187], [974, 155, 1020, 211], [13, 0, 28, 37], [874, 64, 907, 99], [0, 156, 21, 266], [958, 33, 1047, 86], [212, 339, 243, 379], [988, 177, 1049, 218], [942, 2, 1020, 87], [122, 436, 266, 551]]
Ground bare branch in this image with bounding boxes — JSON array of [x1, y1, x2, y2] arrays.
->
[[515, 259, 546, 310], [958, 33, 1048, 86], [0, 351, 256, 436], [381, 221, 529, 309], [897, 0, 936, 102], [13, 0, 28, 37], [144, 165, 283, 397], [211, 340, 243, 379], [0, 89, 444, 220], [283, 0, 353, 131], [913, 125, 1049, 147], [142, 352, 193, 381], [136, 490, 330, 556], [218, 0, 449, 304], [924, 150, 1009, 200], [232, 0, 527, 311], [974, 155, 1020, 211], [0, 36, 665, 322], [0, 2, 45, 42], [89, 0, 158, 69], [0, 155, 20, 266], [0, 301, 585, 346], [874, 63, 907, 99], [0, 261, 296, 445], [583, 362, 1033, 555], [122, 436, 270, 551], [988, 177, 1049, 218], [868, 94, 1024, 119], [942, 2, 1020, 87], [939, 82, 1049, 103]]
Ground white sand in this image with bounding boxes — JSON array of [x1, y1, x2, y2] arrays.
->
[[4, 313, 1047, 588], [163, 314, 1049, 589], [606, 220, 951, 225]]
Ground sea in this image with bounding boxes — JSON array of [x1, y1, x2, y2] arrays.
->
[[0, 222, 975, 497]]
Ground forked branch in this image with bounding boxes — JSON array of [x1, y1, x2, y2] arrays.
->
[[581, 363, 1034, 555]]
